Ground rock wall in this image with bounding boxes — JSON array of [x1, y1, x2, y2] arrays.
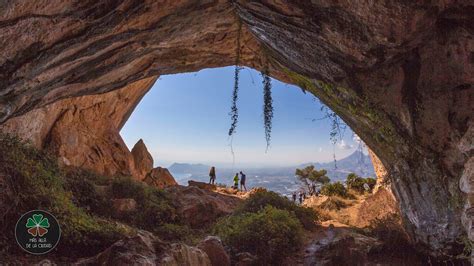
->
[[0, 76, 157, 178], [0, 0, 472, 258]]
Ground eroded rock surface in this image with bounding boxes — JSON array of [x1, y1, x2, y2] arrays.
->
[[75, 231, 211, 266], [0, 0, 472, 257], [0, 77, 157, 178], [166, 185, 241, 228]]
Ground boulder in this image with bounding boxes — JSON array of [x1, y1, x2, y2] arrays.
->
[[160, 243, 211, 266], [75, 231, 159, 265], [166, 186, 241, 228], [75, 231, 211, 266], [197, 236, 230, 266], [303, 225, 383, 266], [143, 167, 177, 189], [131, 139, 154, 180]]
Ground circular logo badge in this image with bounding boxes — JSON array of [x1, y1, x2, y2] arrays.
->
[[15, 210, 61, 255]]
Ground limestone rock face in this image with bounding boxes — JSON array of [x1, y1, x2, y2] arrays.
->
[[143, 167, 177, 189], [0, 76, 157, 178], [131, 139, 154, 180], [367, 149, 391, 193], [0, 0, 472, 257]]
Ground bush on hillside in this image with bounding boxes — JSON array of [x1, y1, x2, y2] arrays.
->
[[319, 196, 348, 210], [236, 189, 317, 229], [0, 134, 127, 256], [346, 173, 377, 193], [321, 182, 348, 198], [64, 168, 112, 217], [111, 176, 179, 230], [213, 206, 303, 265]]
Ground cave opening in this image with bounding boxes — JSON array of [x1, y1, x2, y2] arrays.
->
[[0, 1, 471, 262], [119, 66, 375, 196]]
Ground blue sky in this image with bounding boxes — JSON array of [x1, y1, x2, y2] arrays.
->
[[120, 67, 360, 168]]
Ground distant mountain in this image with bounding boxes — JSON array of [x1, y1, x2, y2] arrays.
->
[[168, 163, 211, 175], [300, 150, 375, 182]]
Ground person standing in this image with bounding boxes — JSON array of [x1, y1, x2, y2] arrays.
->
[[209, 166, 216, 185], [298, 192, 303, 205], [239, 171, 247, 191], [292, 192, 297, 202], [233, 173, 239, 190]]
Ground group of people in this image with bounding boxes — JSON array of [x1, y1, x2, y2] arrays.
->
[[208, 166, 247, 191], [292, 191, 306, 204], [292, 184, 320, 204]]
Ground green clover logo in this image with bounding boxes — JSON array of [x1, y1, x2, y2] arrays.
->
[[26, 214, 50, 237]]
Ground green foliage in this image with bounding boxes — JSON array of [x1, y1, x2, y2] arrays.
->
[[0, 134, 126, 256], [110, 176, 178, 229], [64, 168, 112, 217], [345, 173, 376, 193], [155, 223, 194, 241], [213, 206, 303, 265], [321, 182, 348, 198], [295, 165, 330, 190], [319, 196, 348, 210], [236, 189, 317, 229]]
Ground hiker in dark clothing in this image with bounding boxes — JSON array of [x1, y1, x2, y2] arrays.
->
[[239, 171, 247, 191], [209, 166, 216, 185], [292, 192, 297, 202], [298, 192, 303, 204]]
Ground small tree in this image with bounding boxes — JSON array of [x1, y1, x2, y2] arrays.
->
[[346, 173, 377, 193], [295, 166, 330, 191], [321, 182, 347, 198]]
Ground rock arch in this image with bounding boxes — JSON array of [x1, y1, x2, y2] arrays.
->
[[0, 0, 472, 258]]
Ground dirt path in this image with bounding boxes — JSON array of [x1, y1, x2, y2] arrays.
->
[[289, 221, 352, 266]]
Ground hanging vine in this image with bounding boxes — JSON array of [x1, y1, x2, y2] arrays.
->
[[261, 65, 273, 152], [228, 19, 242, 137], [312, 99, 348, 169]]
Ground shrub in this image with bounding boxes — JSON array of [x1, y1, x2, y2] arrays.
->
[[213, 206, 303, 264], [319, 196, 348, 210], [236, 189, 317, 229], [346, 173, 377, 193], [64, 168, 112, 217], [0, 134, 127, 256], [111, 176, 178, 230], [155, 223, 194, 241], [321, 182, 348, 198], [365, 177, 377, 190]]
